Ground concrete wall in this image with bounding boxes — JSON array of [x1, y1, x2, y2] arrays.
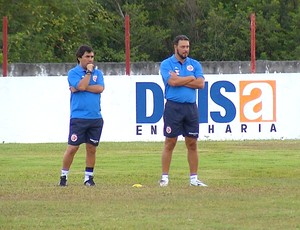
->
[[1, 60, 300, 77]]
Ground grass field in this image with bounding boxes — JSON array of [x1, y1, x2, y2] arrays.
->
[[0, 140, 299, 230]]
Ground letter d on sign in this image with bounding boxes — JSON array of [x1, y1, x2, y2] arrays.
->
[[136, 82, 164, 123]]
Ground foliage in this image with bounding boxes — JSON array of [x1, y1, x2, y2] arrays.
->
[[0, 0, 299, 62]]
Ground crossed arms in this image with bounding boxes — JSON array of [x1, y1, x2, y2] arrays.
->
[[167, 71, 205, 89], [69, 74, 104, 94]]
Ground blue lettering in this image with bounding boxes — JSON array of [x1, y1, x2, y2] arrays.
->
[[136, 125, 142, 135], [136, 82, 164, 123], [151, 125, 157, 134], [198, 82, 209, 123], [210, 81, 236, 123], [136, 81, 238, 125], [241, 124, 247, 132], [208, 124, 214, 133], [225, 125, 232, 133], [270, 124, 277, 132]]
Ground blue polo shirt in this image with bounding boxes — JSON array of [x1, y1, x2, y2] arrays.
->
[[68, 65, 104, 119], [160, 55, 204, 103]]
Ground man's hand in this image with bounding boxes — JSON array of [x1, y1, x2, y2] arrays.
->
[[69, 86, 78, 93], [169, 71, 179, 78], [185, 77, 205, 89], [86, 63, 94, 72]]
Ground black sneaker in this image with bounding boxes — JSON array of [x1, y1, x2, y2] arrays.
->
[[84, 176, 95, 186], [59, 176, 67, 186]]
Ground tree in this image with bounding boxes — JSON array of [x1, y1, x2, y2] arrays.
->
[[1, 0, 299, 62]]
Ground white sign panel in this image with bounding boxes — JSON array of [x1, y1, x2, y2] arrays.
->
[[0, 74, 299, 143]]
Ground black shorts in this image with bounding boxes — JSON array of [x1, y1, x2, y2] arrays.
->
[[68, 118, 104, 146], [163, 100, 199, 138]]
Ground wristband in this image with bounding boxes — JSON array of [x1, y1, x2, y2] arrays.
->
[[86, 70, 92, 75]]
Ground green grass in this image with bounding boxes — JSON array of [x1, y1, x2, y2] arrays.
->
[[0, 140, 299, 230]]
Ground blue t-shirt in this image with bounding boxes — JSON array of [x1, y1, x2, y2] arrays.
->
[[68, 65, 104, 119], [160, 55, 204, 103]]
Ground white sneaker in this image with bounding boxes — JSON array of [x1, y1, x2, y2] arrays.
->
[[159, 179, 169, 187], [190, 179, 207, 187]]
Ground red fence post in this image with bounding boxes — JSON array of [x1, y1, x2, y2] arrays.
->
[[250, 13, 256, 73], [2, 16, 8, 77], [125, 14, 130, 76]]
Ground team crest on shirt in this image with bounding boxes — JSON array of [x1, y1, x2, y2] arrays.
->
[[93, 75, 97, 82], [187, 65, 194, 71], [71, 133, 78, 142], [166, 126, 172, 134]]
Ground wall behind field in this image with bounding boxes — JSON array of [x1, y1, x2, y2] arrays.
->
[[0, 73, 300, 143], [1, 60, 300, 77]]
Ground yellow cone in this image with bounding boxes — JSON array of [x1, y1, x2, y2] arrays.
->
[[132, 184, 143, 188]]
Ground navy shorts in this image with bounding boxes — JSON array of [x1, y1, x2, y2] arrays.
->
[[163, 100, 199, 138], [68, 118, 104, 146]]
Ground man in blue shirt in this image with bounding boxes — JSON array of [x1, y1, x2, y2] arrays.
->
[[59, 45, 104, 186], [159, 35, 207, 187]]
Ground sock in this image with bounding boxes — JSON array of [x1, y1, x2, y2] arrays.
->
[[190, 174, 198, 181], [161, 174, 169, 182], [84, 167, 94, 182], [61, 169, 69, 178]]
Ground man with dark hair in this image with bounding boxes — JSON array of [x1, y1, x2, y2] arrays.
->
[[59, 45, 105, 186], [159, 35, 207, 187]]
